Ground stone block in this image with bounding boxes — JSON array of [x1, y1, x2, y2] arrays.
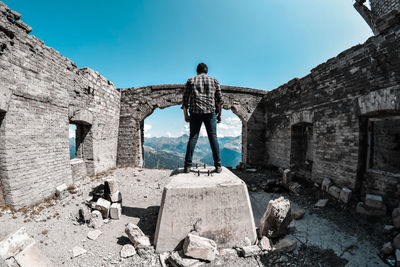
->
[[72, 246, 87, 258], [10, 10, 21, 20], [259, 236, 271, 251], [321, 178, 332, 192], [14, 243, 53, 266], [167, 251, 204, 267], [356, 202, 386, 217], [291, 207, 305, 220], [315, 199, 328, 208], [55, 184, 68, 199], [125, 223, 151, 247], [328, 185, 341, 199], [282, 169, 292, 185], [89, 210, 103, 229], [95, 198, 111, 219], [0, 227, 35, 260], [394, 234, 400, 250], [108, 191, 122, 203], [259, 196, 292, 238], [365, 194, 383, 209], [14, 20, 32, 34], [105, 178, 118, 194], [339, 187, 352, 203], [155, 167, 257, 252], [393, 208, 400, 229], [120, 244, 136, 258], [183, 233, 218, 261], [87, 229, 102, 240], [273, 238, 297, 253], [110, 203, 122, 220], [381, 242, 393, 255], [240, 245, 261, 257]]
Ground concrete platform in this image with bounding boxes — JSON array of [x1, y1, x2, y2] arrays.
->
[[154, 167, 257, 252]]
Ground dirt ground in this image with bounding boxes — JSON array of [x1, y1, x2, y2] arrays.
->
[[0, 167, 389, 266]]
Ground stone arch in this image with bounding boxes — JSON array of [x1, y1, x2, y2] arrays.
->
[[117, 84, 267, 168]]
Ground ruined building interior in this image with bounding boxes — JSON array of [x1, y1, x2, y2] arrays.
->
[[0, 0, 400, 266]]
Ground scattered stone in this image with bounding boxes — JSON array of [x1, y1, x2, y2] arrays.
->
[[291, 207, 305, 220], [137, 244, 156, 259], [315, 199, 328, 208], [259, 196, 292, 238], [125, 223, 151, 247], [394, 234, 400, 250], [328, 185, 341, 199], [0, 227, 35, 260], [87, 229, 102, 240], [381, 242, 393, 255], [288, 182, 302, 195], [14, 243, 54, 266], [356, 202, 386, 217], [321, 178, 332, 192], [183, 233, 218, 262], [120, 244, 136, 258], [392, 208, 400, 229], [108, 191, 122, 203], [89, 210, 104, 229], [384, 225, 395, 234], [339, 187, 352, 203], [159, 252, 170, 267], [218, 248, 237, 256], [95, 198, 111, 219], [56, 184, 68, 199], [110, 203, 122, 219], [259, 236, 272, 251], [72, 246, 87, 258], [273, 237, 297, 253], [167, 251, 204, 267], [240, 245, 261, 257], [365, 194, 383, 209], [105, 178, 118, 194], [245, 168, 257, 173]]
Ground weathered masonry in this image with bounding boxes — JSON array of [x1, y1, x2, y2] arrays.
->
[[0, 0, 399, 208]]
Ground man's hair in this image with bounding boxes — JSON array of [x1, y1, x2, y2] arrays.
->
[[196, 63, 208, 74]]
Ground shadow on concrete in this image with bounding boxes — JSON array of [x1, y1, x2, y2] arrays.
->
[[116, 235, 131, 246], [122, 205, 160, 240]]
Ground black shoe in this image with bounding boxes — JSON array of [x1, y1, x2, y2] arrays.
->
[[184, 166, 191, 173], [215, 166, 222, 173]]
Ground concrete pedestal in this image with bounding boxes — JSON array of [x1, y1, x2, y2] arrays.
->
[[154, 167, 257, 252]]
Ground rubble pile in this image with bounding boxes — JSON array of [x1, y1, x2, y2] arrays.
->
[[380, 203, 400, 265]]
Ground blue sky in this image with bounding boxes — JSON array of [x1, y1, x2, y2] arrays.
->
[[9, 0, 373, 138]]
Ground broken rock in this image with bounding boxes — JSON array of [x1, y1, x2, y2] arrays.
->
[[183, 233, 218, 262], [105, 178, 118, 194], [259, 196, 292, 238], [356, 202, 386, 217], [95, 198, 111, 219], [89, 210, 104, 229], [110, 203, 122, 220], [381, 242, 393, 255], [120, 244, 136, 258], [56, 184, 68, 199], [167, 251, 204, 267], [108, 191, 122, 203], [240, 245, 261, 257], [87, 230, 102, 240], [328, 185, 341, 199], [392, 208, 400, 229], [259, 236, 272, 251], [125, 223, 151, 247], [365, 194, 383, 209], [14, 243, 54, 267], [273, 238, 297, 253], [394, 234, 400, 250], [339, 187, 352, 203], [72, 246, 87, 258], [291, 207, 305, 220], [0, 227, 35, 260], [321, 178, 332, 192], [315, 199, 328, 208]]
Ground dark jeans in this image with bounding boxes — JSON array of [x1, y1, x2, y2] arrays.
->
[[184, 112, 221, 168]]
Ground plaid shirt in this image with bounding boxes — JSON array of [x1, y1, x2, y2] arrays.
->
[[182, 73, 223, 114]]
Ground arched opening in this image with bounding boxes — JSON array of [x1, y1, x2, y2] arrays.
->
[[142, 106, 243, 170], [290, 122, 314, 180], [69, 122, 93, 180]]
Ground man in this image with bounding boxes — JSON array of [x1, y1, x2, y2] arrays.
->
[[182, 63, 223, 173]]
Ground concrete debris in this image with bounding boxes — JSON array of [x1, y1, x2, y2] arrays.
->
[[125, 223, 151, 247], [87, 229, 102, 240], [393, 234, 400, 250], [273, 238, 297, 253], [89, 210, 104, 229], [259, 196, 292, 238], [14, 243, 54, 267], [0, 227, 35, 260], [365, 194, 383, 209], [218, 248, 237, 256], [120, 244, 136, 258], [321, 178, 332, 192], [183, 233, 218, 262], [392, 208, 400, 229], [328, 185, 341, 199], [381, 242, 393, 255], [315, 199, 328, 208], [339, 187, 352, 203], [291, 207, 305, 220], [72, 246, 87, 258], [56, 184, 68, 199], [259, 236, 272, 251], [105, 178, 118, 194], [108, 191, 122, 203], [356, 202, 386, 217], [110, 203, 122, 220], [240, 245, 261, 257], [95, 198, 111, 219], [167, 251, 204, 267]]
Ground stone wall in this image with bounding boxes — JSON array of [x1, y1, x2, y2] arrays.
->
[[0, 2, 120, 208], [262, 23, 400, 203], [117, 84, 267, 168], [370, 0, 400, 17]]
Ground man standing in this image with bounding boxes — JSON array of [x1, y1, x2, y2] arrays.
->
[[182, 63, 223, 173]]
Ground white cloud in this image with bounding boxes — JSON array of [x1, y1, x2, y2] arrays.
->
[[144, 123, 152, 138], [166, 131, 172, 137], [69, 125, 76, 138], [178, 116, 242, 138]]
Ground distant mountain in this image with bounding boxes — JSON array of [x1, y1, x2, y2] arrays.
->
[[144, 135, 241, 170]]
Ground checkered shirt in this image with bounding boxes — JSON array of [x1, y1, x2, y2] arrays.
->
[[182, 73, 223, 114]]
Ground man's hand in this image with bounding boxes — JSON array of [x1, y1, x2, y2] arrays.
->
[[217, 115, 221, 123], [184, 114, 190, 122], [183, 107, 190, 122]]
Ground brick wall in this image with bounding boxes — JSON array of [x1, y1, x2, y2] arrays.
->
[[0, 2, 120, 207], [370, 0, 400, 17]]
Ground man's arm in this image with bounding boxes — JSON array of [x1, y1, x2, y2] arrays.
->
[[214, 79, 223, 123], [182, 79, 191, 122]]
